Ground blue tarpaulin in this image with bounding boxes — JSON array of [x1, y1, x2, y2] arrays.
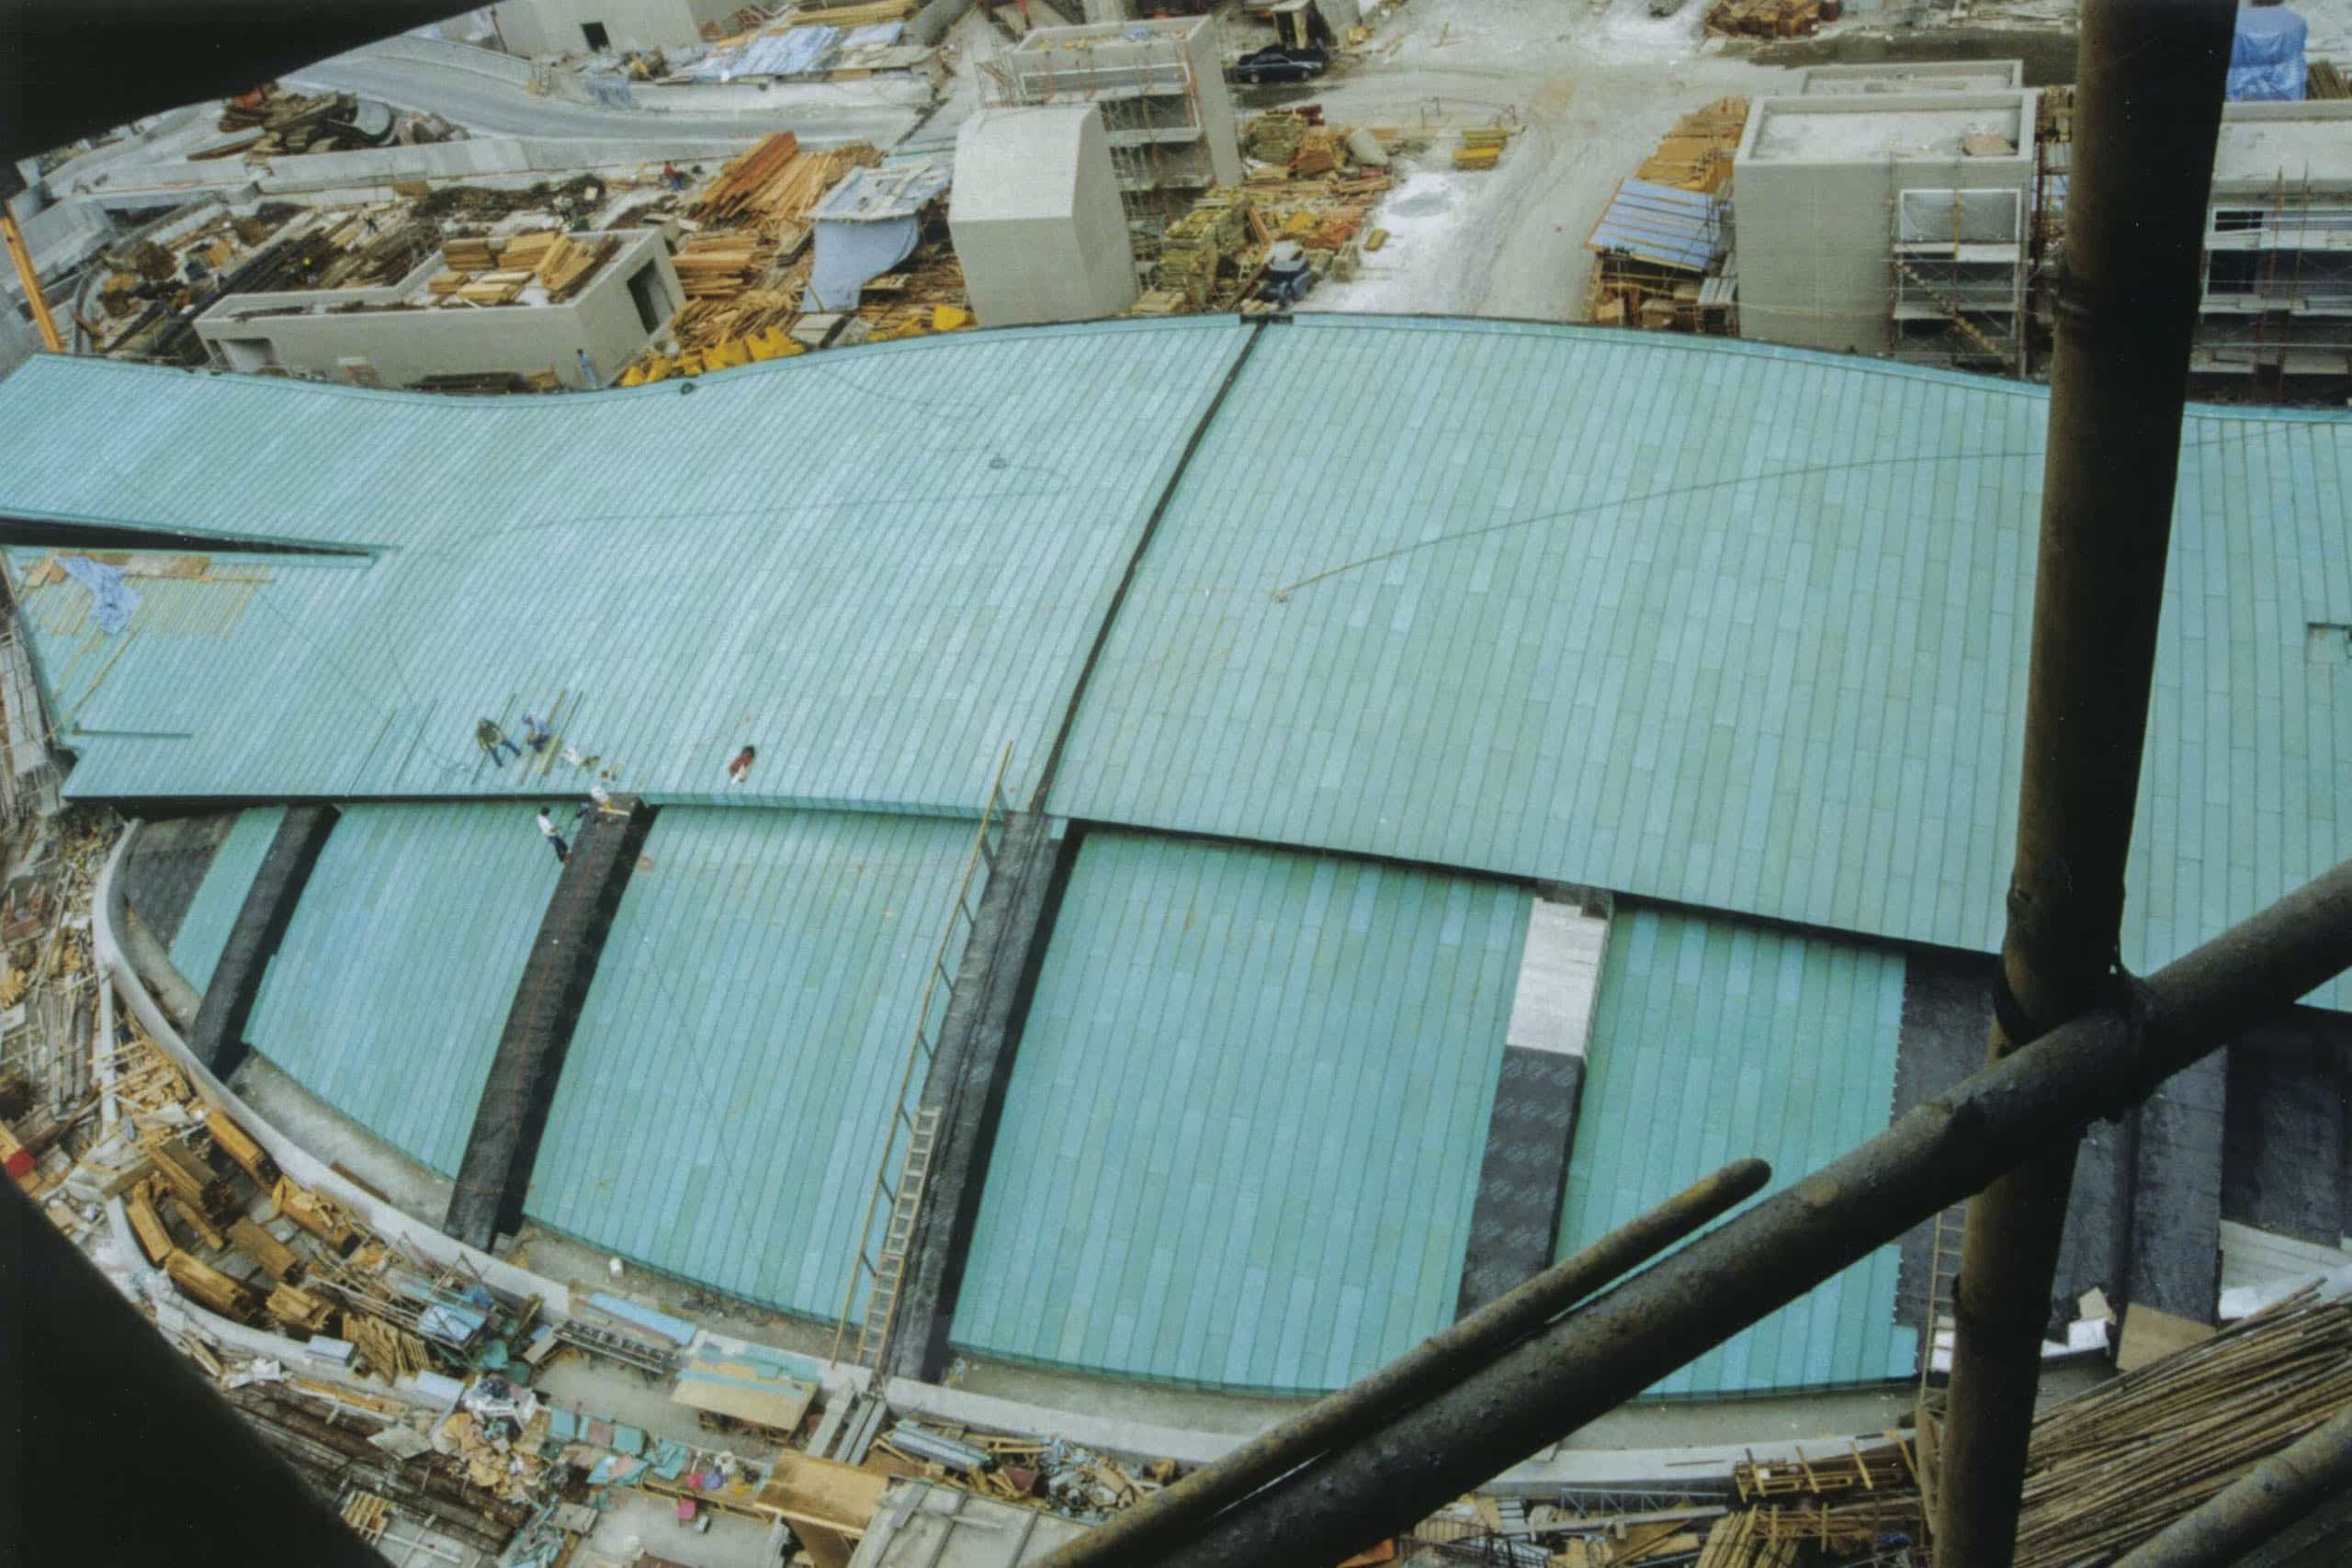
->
[[59, 556, 138, 635], [2231, 6, 2308, 100]]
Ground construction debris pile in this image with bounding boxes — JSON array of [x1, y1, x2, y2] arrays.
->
[[1402, 1440, 1917, 1568], [205, 86, 403, 162], [1134, 109, 1410, 315], [622, 131, 969, 381], [1703, 0, 1824, 38], [2011, 1281, 2352, 1565], [675, 4, 932, 84], [1585, 99, 1749, 335], [428, 229, 619, 309], [0, 812, 112, 1213]]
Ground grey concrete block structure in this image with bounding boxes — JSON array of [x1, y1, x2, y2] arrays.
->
[[1731, 89, 2037, 367], [194, 228, 681, 389], [490, 0, 742, 57], [950, 104, 1137, 327], [1793, 60, 2025, 96], [993, 16, 1242, 230]]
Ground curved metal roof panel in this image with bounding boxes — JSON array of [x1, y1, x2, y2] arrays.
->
[[0, 318, 1254, 812]]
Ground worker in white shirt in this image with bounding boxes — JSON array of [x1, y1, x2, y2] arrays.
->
[[536, 808, 568, 865]]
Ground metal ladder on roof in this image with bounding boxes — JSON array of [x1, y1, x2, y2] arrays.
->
[[829, 744, 1013, 1373], [1920, 1202, 1967, 1393], [850, 1106, 942, 1371]]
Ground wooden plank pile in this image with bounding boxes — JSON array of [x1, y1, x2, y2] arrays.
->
[[1636, 97, 1749, 195], [1453, 126, 1514, 171], [2012, 1283, 2352, 1565], [694, 134, 884, 239], [539, 234, 618, 301], [458, 270, 534, 305], [673, 232, 775, 299], [443, 237, 498, 272], [1703, 0, 1820, 37]]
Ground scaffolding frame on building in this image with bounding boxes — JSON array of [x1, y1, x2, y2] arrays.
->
[[2196, 169, 2352, 396], [977, 28, 1222, 261], [1885, 168, 2028, 376]]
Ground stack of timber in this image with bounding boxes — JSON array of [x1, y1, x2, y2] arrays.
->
[[2011, 1282, 2352, 1566], [1636, 97, 1748, 195], [456, 270, 533, 306], [672, 232, 775, 299], [537, 234, 616, 300], [147, 1134, 239, 1228], [442, 237, 498, 272], [690, 132, 880, 242], [1704, 0, 1820, 37], [1453, 126, 1514, 171]]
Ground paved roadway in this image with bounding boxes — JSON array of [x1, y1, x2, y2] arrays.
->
[[285, 52, 923, 148]]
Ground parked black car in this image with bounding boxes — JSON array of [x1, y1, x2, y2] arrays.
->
[[1232, 44, 1329, 85]]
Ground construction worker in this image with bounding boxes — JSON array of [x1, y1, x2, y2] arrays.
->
[[575, 348, 599, 389], [536, 808, 568, 865], [521, 713, 553, 753], [477, 718, 521, 766], [727, 744, 756, 784]]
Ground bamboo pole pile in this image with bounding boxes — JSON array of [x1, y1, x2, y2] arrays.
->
[[2012, 1285, 2352, 1566]]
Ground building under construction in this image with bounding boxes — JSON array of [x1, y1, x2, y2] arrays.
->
[[978, 17, 1242, 257], [2191, 98, 2352, 395]]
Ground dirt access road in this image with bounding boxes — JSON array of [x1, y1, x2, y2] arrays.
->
[[1287, 0, 1802, 321]]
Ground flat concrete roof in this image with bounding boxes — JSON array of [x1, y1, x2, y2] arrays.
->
[[2213, 103, 2352, 187], [1796, 60, 2023, 95], [1747, 95, 2028, 162], [1012, 15, 1206, 50]]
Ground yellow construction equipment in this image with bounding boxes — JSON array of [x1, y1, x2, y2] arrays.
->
[[0, 166, 64, 354]]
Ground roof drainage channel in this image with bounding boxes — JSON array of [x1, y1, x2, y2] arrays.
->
[[0, 516, 379, 557], [185, 804, 340, 1078], [887, 321, 1274, 1380], [445, 795, 656, 1251]]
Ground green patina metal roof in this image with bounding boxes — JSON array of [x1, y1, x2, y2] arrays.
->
[[2, 321, 2346, 997], [1562, 905, 1917, 1397], [0, 319, 1252, 811], [1045, 317, 2352, 1006], [526, 807, 976, 1321], [953, 831, 1529, 1393], [166, 805, 284, 993], [246, 804, 557, 1177]]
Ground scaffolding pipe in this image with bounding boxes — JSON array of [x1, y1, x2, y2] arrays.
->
[[2111, 1400, 2352, 1568], [1041, 1160, 1771, 1568], [1059, 856, 2352, 1568], [1932, 4, 2235, 1561]]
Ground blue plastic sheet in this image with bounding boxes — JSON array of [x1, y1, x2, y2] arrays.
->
[[2230, 6, 2308, 100], [650, 1438, 692, 1481], [59, 556, 138, 635]]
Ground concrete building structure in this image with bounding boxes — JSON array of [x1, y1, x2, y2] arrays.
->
[[1792, 60, 2024, 96], [2193, 99, 2352, 386], [988, 17, 1241, 238], [1731, 88, 2038, 368], [4, 318, 2347, 1413], [193, 228, 679, 389], [949, 105, 1137, 327], [488, 0, 741, 57]]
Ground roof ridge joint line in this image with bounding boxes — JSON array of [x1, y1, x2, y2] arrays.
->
[[1030, 317, 1269, 809]]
